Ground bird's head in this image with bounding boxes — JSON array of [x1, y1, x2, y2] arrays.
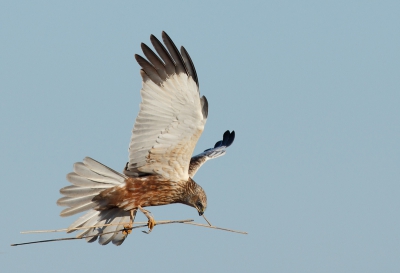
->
[[185, 178, 208, 216], [193, 187, 207, 216]]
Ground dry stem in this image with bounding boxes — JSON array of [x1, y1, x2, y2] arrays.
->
[[11, 218, 247, 247], [183, 222, 248, 234], [20, 220, 189, 234]]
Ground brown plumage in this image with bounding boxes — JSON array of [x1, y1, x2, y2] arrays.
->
[[57, 32, 234, 246], [92, 176, 207, 213]]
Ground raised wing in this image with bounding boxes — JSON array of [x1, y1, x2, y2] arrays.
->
[[124, 31, 208, 182], [189, 130, 235, 178]]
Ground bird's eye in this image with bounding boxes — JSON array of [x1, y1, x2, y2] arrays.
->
[[196, 201, 202, 208]]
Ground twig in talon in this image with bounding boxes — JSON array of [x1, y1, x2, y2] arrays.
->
[[21, 222, 145, 234], [11, 219, 247, 247], [12, 226, 141, 246], [20, 219, 193, 234], [11, 219, 194, 246]]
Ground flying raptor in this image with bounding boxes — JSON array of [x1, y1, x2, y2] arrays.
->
[[57, 31, 235, 246]]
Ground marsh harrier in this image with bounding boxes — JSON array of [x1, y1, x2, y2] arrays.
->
[[57, 32, 235, 245]]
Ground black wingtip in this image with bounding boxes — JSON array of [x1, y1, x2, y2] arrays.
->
[[201, 96, 208, 119], [181, 46, 199, 87], [213, 130, 235, 148], [223, 130, 235, 147], [161, 31, 188, 75], [222, 130, 230, 142], [213, 140, 223, 148], [228, 130, 235, 146]]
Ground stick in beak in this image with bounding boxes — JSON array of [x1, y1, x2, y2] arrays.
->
[[202, 214, 212, 226]]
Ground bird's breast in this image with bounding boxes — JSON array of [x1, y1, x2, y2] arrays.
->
[[118, 176, 182, 210]]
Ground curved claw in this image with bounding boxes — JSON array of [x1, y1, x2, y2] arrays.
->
[[142, 217, 156, 234], [138, 206, 156, 234], [123, 209, 137, 235], [123, 225, 132, 235], [148, 217, 156, 230]]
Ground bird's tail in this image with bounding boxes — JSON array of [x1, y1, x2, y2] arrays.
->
[[57, 157, 131, 246]]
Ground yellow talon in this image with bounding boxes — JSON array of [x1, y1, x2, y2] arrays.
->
[[122, 225, 132, 235], [148, 218, 156, 231], [138, 205, 156, 234], [122, 209, 136, 235]]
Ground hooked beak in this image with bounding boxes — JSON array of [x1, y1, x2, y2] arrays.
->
[[195, 205, 204, 216], [195, 205, 212, 226]]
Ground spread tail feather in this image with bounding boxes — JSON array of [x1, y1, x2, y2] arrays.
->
[[57, 157, 130, 245]]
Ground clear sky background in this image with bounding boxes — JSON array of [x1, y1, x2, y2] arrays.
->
[[1, 1, 399, 272]]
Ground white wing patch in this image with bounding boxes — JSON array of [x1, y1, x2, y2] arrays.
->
[[124, 32, 208, 181], [127, 73, 206, 181]]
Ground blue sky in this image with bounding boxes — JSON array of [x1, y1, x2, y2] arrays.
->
[[1, 1, 400, 272]]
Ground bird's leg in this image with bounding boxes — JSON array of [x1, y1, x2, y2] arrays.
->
[[138, 205, 156, 234], [123, 209, 137, 235]]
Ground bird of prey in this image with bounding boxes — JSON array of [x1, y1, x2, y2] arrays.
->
[[57, 32, 235, 246]]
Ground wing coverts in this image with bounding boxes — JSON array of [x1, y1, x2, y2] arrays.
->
[[125, 32, 208, 181]]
